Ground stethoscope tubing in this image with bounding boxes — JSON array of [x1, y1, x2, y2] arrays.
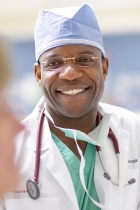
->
[[34, 107, 45, 183], [96, 112, 120, 186], [26, 108, 45, 200], [96, 112, 136, 186]]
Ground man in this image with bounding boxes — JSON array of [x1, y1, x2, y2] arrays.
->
[[1, 4, 140, 210], [0, 39, 23, 198]]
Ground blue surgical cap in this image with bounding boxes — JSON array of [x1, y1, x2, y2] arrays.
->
[[34, 4, 105, 61]]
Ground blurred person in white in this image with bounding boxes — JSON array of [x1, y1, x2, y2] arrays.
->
[[0, 38, 23, 198], [1, 4, 140, 210]]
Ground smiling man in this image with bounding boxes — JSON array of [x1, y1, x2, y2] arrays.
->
[[1, 4, 140, 210]]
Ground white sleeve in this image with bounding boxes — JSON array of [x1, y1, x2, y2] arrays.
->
[[0, 199, 5, 210]]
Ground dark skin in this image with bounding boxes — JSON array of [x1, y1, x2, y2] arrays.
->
[[34, 44, 109, 159]]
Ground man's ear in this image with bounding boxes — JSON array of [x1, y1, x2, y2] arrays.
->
[[102, 58, 109, 81], [34, 63, 42, 87]]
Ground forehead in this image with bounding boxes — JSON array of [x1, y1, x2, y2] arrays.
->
[[39, 44, 102, 61]]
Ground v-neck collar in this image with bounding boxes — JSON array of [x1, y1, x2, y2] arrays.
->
[[51, 132, 96, 179]]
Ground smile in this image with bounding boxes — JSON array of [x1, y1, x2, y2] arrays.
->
[[61, 89, 85, 95]]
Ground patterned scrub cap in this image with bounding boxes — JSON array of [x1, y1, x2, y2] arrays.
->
[[34, 4, 105, 61]]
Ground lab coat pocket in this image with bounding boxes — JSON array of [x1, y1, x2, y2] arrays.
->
[[123, 169, 139, 210], [112, 169, 139, 210], [4, 198, 60, 210]]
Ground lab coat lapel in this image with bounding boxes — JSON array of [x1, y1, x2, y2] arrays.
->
[[28, 96, 52, 152], [94, 104, 130, 206], [109, 116, 130, 178], [29, 110, 79, 210], [40, 139, 79, 210]]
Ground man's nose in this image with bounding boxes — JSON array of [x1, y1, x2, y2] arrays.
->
[[59, 62, 83, 81]]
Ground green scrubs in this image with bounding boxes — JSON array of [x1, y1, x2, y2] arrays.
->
[[52, 132, 101, 210]]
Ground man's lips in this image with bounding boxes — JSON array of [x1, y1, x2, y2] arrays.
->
[[61, 88, 85, 95], [56, 85, 90, 96]]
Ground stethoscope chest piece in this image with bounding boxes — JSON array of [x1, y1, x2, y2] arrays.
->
[[26, 179, 40, 200]]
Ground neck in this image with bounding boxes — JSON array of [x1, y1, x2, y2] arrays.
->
[[46, 106, 98, 159], [46, 106, 98, 134], [46, 104, 98, 159]]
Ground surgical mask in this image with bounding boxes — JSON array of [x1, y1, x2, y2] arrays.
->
[[44, 109, 111, 147]]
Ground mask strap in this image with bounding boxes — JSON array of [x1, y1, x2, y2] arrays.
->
[[73, 130, 119, 210]]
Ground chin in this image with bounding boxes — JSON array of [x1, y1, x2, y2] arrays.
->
[[59, 107, 91, 119]]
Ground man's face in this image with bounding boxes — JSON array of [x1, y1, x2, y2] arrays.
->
[[34, 45, 108, 119]]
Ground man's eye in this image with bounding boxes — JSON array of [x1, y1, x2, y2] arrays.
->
[[77, 58, 95, 64], [79, 58, 92, 62], [77, 56, 94, 63], [43, 59, 64, 70], [49, 61, 62, 66]]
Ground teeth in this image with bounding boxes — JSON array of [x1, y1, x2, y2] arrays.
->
[[62, 89, 85, 95]]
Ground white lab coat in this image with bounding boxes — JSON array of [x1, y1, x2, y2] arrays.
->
[[1, 97, 140, 210]]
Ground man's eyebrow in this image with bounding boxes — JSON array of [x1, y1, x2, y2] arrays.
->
[[43, 54, 60, 59], [78, 50, 97, 55]]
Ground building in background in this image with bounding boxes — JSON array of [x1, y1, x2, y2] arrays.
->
[[1, 0, 140, 118]]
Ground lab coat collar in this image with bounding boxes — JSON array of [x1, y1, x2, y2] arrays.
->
[[27, 96, 52, 152], [27, 97, 130, 152], [41, 140, 80, 210]]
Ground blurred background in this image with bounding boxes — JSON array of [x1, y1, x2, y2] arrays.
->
[[1, 0, 140, 119]]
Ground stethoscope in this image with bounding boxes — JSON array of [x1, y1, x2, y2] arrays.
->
[[26, 108, 136, 200], [96, 112, 136, 186]]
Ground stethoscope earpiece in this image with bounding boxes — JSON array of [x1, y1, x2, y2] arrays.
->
[[125, 178, 136, 186], [128, 178, 136, 184], [104, 172, 136, 187], [104, 172, 111, 180]]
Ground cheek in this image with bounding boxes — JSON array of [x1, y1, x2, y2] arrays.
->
[[96, 73, 105, 93], [88, 67, 105, 85], [41, 72, 57, 97], [41, 71, 55, 87], [89, 69, 105, 98]]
